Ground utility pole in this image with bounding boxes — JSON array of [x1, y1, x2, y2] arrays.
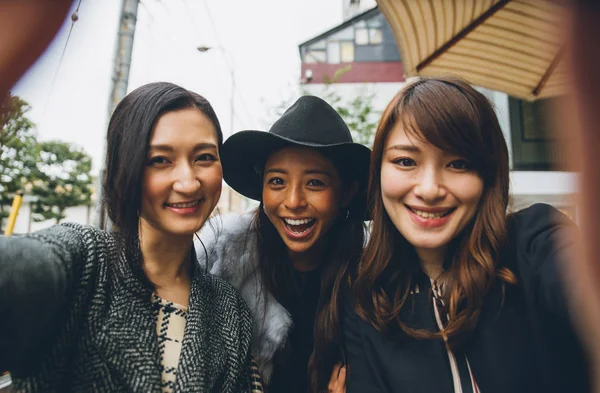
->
[[97, 0, 139, 229]]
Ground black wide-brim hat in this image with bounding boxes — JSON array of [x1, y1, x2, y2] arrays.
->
[[221, 95, 371, 219]]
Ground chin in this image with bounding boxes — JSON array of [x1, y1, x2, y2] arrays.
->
[[407, 236, 449, 250]]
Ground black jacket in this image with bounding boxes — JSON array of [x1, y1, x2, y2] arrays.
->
[[343, 204, 589, 393], [0, 223, 253, 392]]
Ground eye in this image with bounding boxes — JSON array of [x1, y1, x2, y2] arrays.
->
[[267, 177, 285, 186], [393, 158, 416, 167], [196, 153, 218, 162], [448, 159, 472, 170], [147, 156, 169, 166], [307, 179, 326, 187]]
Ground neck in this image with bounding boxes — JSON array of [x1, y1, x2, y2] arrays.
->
[[139, 220, 194, 287], [289, 243, 325, 272], [416, 247, 446, 280]]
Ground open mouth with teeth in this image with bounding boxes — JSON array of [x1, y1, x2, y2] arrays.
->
[[406, 205, 456, 219], [165, 200, 202, 208], [282, 217, 316, 236]]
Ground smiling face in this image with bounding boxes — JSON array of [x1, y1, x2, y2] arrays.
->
[[262, 147, 348, 267], [140, 107, 222, 241], [380, 122, 484, 264]]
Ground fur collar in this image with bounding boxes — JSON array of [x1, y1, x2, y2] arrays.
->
[[196, 212, 292, 383]]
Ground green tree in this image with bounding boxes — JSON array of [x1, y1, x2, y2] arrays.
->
[[0, 93, 37, 226], [269, 65, 378, 148], [320, 65, 377, 147], [30, 141, 93, 224]]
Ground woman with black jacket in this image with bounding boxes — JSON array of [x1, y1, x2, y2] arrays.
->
[[0, 82, 256, 392], [343, 77, 589, 393]]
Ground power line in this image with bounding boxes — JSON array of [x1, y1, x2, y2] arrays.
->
[[139, 0, 190, 55], [42, 0, 84, 120], [195, 0, 255, 125]]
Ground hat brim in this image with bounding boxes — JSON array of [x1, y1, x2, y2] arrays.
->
[[221, 130, 371, 219]]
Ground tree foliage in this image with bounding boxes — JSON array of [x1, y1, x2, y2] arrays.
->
[[30, 141, 93, 224], [320, 65, 377, 147], [0, 93, 36, 222], [269, 65, 378, 148]]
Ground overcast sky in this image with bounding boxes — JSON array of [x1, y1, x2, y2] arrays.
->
[[13, 0, 376, 173]]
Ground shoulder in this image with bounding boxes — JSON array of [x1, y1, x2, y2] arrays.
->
[[199, 211, 257, 248], [196, 211, 259, 281], [507, 203, 574, 241]]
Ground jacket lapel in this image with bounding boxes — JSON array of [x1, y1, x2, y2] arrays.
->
[[174, 272, 227, 392], [94, 284, 162, 393]]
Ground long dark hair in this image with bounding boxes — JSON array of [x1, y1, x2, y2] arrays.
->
[[251, 147, 366, 393], [354, 76, 515, 347], [102, 82, 222, 289]]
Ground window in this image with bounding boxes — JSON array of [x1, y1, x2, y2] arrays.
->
[[329, 25, 354, 41], [305, 50, 326, 63], [354, 17, 383, 45], [369, 29, 383, 44], [355, 28, 369, 45], [508, 97, 569, 170], [340, 42, 354, 62], [327, 41, 340, 64]]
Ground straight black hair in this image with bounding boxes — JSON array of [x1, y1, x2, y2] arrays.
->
[[102, 81, 222, 288]]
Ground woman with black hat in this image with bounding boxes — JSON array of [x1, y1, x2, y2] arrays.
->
[[198, 95, 370, 393]]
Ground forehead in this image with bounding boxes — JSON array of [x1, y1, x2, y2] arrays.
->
[[385, 121, 430, 149], [149, 108, 217, 146], [265, 146, 337, 172]]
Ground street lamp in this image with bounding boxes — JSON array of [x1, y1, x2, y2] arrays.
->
[[197, 45, 235, 212], [196, 45, 235, 140]]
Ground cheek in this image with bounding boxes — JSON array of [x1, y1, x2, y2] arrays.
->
[[201, 165, 223, 196], [311, 191, 341, 216], [380, 165, 408, 200], [141, 171, 167, 203], [455, 176, 484, 206], [261, 188, 279, 214]]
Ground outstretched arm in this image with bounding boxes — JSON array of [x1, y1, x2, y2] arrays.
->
[[0, 224, 86, 372]]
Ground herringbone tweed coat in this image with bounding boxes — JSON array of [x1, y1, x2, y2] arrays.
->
[[0, 223, 253, 393]]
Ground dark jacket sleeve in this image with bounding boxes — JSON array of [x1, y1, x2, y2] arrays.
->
[[0, 224, 86, 372], [342, 301, 385, 393], [508, 203, 578, 320]]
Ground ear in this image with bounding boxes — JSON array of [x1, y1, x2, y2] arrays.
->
[[341, 180, 359, 209]]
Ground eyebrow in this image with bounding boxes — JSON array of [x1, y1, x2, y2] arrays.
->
[[148, 143, 217, 152], [265, 168, 332, 177], [386, 144, 420, 153]]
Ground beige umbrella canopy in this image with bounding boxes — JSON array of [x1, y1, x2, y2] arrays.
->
[[377, 0, 565, 101]]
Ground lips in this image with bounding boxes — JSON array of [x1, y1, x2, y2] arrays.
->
[[406, 205, 455, 219], [282, 217, 316, 237], [164, 199, 204, 215], [165, 200, 202, 208], [405, 205, 456, 229]]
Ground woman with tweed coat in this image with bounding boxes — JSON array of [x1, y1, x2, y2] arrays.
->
[[0, 82, 257, 393]]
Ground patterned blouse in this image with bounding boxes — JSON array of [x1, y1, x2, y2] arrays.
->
[[151, 293, 265, 393], [151, 294, 188, 393]]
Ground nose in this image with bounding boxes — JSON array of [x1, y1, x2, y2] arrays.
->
[[413, 166, 446, 203], [284, 183, 307, 210], [172, 163, 201, 194]]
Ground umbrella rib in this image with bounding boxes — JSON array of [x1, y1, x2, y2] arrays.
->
[[532, 48, 563, 97], [416, 0, 512, 72]]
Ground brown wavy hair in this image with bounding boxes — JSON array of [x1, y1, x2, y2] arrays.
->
[[353, 76, 515, 346]]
